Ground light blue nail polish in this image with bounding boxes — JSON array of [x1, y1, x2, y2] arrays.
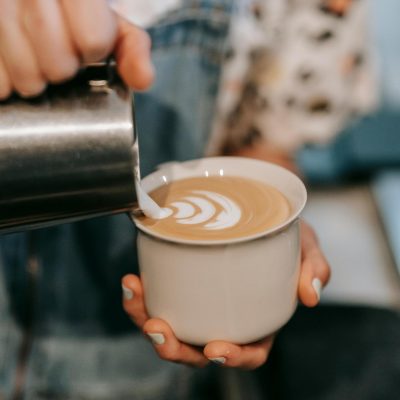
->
[[147, 333, 165, 345], [122, 284, 134, 300], [312, 278, 322, 301]]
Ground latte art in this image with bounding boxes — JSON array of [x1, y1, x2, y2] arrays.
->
[[163, 190, 242, 230], [137, 176, 291, 241]]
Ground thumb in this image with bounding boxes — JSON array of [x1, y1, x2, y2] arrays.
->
[[114, 16, 155, 91]]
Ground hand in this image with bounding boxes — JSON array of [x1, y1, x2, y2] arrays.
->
[[0, 0, 154, 99], [122, 274, 275, 369], [298, 220, 331, 307], [121, 222, 330, 370], [231, 145, 331, 304]]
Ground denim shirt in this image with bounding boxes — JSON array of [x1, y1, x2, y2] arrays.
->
[[0, 2, 231, 399]]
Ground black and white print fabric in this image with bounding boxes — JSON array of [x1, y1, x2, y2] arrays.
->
[[111, 0, 378, 154], [207, 0, 378, 154]]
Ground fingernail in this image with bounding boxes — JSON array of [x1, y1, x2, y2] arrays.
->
[[209, 357, 226, 365], [122, 284, 134, 300], [147, 333, 165, 345], [312, 278, 322, 301]]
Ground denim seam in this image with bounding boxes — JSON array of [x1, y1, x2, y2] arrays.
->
[[152, 7, 231, 29], [153, 44, 225, 67], [150, 13, 230, 64]]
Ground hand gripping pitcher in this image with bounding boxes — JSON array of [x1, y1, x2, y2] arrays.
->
[[0, 63, 139, 234]]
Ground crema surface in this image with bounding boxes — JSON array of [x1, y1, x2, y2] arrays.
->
[[137, 176, 291, 241]]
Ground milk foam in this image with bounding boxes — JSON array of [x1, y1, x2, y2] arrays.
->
[[137, 176, 291, 241], [164, 190, 241, 231]]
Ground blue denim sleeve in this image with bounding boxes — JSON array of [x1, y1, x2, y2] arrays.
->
[[137, 1, 231, 176], [0, 2, 231, 399]]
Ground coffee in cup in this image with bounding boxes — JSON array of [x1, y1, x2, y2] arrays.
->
[[136, 176, 291, 242], [134, 157, 307, 345]]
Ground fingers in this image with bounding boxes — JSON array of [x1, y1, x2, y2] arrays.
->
[[204, 335, 275, 370], [0, 0, 45, 97], [121, 274, 149, 328], [60, 0, 118, 64], [21, 0, 79, 83], [298, 221, 331, 307], [0, 0, 154, 98], [122, 274, 208, 367], [143, 318, 209, 368], [121, 274, 272, 369], [114, 16, 155, 91]]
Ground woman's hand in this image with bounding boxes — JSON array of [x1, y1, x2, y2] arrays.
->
[[298, 220, 331, 307], [231, 142, 331, 306], [122, 221, 330, 370], [122, 143, 331, 370], [0, 0, 154, 99], [122, 274, 275, 369]]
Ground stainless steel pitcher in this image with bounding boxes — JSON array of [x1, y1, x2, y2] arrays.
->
[[0, 63, 138, 234]]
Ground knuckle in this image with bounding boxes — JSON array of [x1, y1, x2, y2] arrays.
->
[[157, 347, 179, 362], [157, 352, 171, 362], [77, 32, 114, 61], [45, 59, 79, 83]]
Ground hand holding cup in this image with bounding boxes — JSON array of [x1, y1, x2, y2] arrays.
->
[[123, 157, 330, 369], [122, 220, 329, 369]]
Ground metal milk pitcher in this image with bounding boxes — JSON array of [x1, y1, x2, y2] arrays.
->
[[0, 63, 138, 234]]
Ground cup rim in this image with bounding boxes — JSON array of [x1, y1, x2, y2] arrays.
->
[[133, 157, 307, 246]]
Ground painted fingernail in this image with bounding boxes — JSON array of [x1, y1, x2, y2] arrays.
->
[[209, 357, 226, 365], [147, 333, 165, 345], [122, 284, 134, 300], [312, 278, 322, 301]]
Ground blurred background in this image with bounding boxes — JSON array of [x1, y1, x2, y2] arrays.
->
[[222, 1, 400, 399], [299, 0, 400, 310]]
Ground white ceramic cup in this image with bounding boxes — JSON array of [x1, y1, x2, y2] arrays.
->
[[134, 157, 307, 345]]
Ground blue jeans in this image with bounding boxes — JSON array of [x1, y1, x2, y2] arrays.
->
[[0, 1, 231, 399]]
